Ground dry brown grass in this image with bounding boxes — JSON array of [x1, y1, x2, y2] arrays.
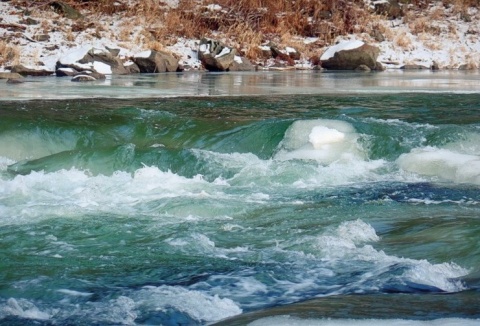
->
[[0, 41, 21, 66], [395, 31, 413, 49], [6, 0, 480, 63]]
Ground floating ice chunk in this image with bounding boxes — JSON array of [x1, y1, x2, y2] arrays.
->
[[275, 119, 365, 164], [309, 126, 345, 149]]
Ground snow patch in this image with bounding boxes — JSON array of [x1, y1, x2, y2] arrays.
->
[[134, 50, 152, 59], [321, 40, 365, 61], [93, 61, 112, 75]]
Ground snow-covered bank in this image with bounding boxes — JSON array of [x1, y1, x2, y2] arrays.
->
[[1, 1, 480, 73]]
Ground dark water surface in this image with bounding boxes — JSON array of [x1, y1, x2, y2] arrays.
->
[[0, 72, 479, 325]]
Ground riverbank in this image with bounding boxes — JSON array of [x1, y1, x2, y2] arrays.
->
[[1, 0, 480, 74]]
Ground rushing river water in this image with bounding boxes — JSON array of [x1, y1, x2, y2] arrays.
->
[[0, 72, 479, 325]]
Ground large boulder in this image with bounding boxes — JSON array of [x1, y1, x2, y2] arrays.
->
[[49, 1, 83, 20], [228, 56, 256, 71], [78, 48, 129, 75], [0, 72, 23, 79], [320, 40, 381, 71], [198, 38, 236, 71], [11, 65, 54, 77], [133, 50, 179, 73], [372, 0, 403, 19], [56, 46, 135, 75]]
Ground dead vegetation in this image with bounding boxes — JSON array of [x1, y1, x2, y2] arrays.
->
[[5, 0, 480, 62]]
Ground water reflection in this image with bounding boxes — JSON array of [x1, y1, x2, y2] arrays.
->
[[1, 70, 480, 100]]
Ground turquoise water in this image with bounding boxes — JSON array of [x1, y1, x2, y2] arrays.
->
[[0, 74, 479, 325]]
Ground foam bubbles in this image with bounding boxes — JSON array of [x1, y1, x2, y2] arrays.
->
[[1, 298, 50, 321], [312, 220, 468, 292], [397, 147, 480, 185], [134, 285, 242, 323]]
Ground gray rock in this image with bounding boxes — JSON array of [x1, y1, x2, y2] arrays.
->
[[79, 48, 129, 75], [373, 0, 403, 19], [71, 75, 97, 82], [400, 64, 429, 70], [321, 44, 380, 71], [75, 70, 106, 80], [198, 38, 236, 71], [133, 50, 179, 73], [50, 1, 83, 20], [11, 65, 54, 77], [355, 64, 371, 72], [6, 78, 24, 84], [33, 34, 50, 42], [123, 62, 141, 74], [56, 67, 78, 77], [228, 57, 256, 71], [0, 72, 23, 79]]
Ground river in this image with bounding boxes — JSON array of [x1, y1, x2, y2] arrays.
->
[[0, 71, 479, 325]]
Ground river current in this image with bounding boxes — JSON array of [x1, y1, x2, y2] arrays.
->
[[0, 72, 479, 325]]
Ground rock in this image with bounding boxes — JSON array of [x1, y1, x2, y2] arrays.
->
[[320, 41, 380, 71], [431, 61, 440, 70], [355, 64, 371, 72], [11, 65, 54, 77], [33, 34, 50, 42], [56, 67, 78, 77], [375, 61, 385, 71], [258, 45, 272, 59], [285, 46, 301, 60], [75, 71, 106, 80], [19, 17, 39, 25], [57, 47, 131, 75], [373, 0, 403, 19], [228, 56, 256, 71], [400, 64, 429, 70], [198, 38, 236, 71], [6, 78, 24, 84], [79, 48, 129, 75], [71, 75, 97, 82], [458, 63, 477, 70], [106, 47, 121, 57], [50, 1, 83, 20], [0, 72, 23, 79], [371, 30, 385, 42], [133, 50, 179, 73], [123, 61, 141, 74]]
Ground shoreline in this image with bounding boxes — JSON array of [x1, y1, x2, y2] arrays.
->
[[2, 1, 480, 76]]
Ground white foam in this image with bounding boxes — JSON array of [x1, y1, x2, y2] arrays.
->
[[248, 316, 480, 326], [312, 220, 468, 292], [397, 146, 480, 185], [0, 166, 220, 226], [1, 298, 50, 321], [133, 285, 242, 323]]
